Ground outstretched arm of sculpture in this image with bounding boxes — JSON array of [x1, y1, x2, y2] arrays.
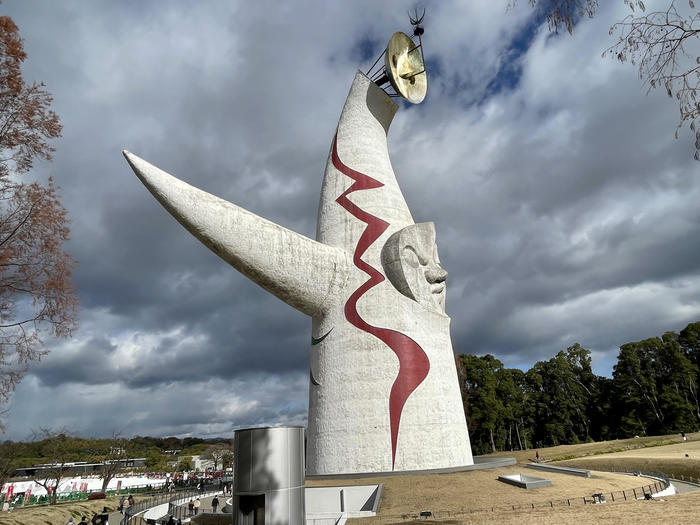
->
[[123, 151, 349, 317]]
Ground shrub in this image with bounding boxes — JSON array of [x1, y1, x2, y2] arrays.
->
[[87, 492, 106, 500]]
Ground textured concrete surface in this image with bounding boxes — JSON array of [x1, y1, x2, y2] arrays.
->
[[124, 71, 473, 477]]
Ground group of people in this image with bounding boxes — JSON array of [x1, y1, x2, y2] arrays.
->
[[117, 494, 135, 514], [64, 506, 109, 525], [186, 494, 220, 514], [187, 497, 201, 515], [65, 517, 89, 525]]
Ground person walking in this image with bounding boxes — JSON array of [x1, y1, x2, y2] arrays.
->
[[535, 450, 540, 463], [194, 498, 200, 515], [100, 506, 109, 525], [188, 499, 194, 515], [211, 495, 219, 513], [118, 495, 126, 514]]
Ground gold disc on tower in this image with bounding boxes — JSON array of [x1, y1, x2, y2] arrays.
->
[[385, 31, 427, 104]]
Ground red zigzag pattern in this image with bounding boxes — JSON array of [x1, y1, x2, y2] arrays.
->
[[331, 133, 430, 469]]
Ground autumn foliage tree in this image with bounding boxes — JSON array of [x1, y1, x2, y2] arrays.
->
[[0, 15, 76, 421]]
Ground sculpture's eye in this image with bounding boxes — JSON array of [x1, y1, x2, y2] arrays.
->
[[402, 246, 421, 268]]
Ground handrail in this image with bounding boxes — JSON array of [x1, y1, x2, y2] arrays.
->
[[121, 482, 219, 525]]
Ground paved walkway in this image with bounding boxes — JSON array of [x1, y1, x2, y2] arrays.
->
[[671, 479, 700, 494], [173, 492, 227, 520], [109, 490, 229, 524]]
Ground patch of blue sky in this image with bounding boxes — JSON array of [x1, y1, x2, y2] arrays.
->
[[481, 14, 541, 102], [352, 34, 383, 66]]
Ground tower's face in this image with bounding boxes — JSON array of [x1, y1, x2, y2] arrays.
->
[[382, 222, 448, 314]]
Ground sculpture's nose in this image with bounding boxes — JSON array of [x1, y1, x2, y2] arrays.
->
[[425, 264, 447, 284]]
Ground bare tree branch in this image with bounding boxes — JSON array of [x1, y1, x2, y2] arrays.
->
[[604, 1, 700, 159]]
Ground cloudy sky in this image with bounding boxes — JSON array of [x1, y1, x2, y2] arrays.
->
[[3, 0, 699, 441]]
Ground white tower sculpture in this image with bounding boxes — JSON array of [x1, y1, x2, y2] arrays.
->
[[124, 24, 473, 475]]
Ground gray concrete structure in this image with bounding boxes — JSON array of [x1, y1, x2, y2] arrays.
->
[[233, 426, 305, 525], [526, 463, 591, 477], [124, 36, 473, 476], [306, 485, 382, 524], [498, 473, 552, 489]]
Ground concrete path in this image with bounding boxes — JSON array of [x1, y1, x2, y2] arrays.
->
[[671, 479, 700, 494], [173, 492, 227, 519], [106, 490, 228, 524]]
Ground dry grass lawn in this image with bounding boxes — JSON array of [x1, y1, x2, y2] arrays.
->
[[557, 438, 700, 481], [0, 496, 119, 525], [485, 431, 700, 464], [311, 465, 660, 524], [329, 432, 700, 523], [381, 492, 700, 524], [6, 433, 700, 524]]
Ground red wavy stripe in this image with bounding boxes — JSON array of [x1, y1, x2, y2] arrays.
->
[[331, 132, 430, 469]]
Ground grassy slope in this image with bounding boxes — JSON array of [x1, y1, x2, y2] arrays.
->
[[0, 497, 119, 525], [485, 431, 700, 463], [343, 431, 700, 524], [555, 438, 700, 481], [8, 433, 699, 524]]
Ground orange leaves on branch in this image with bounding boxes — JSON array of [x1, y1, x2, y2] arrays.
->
[[0, 16, 61, 178], [0, 14, 76, 415]]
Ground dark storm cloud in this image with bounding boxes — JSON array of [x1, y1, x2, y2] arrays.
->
[[3, 0, 700, 438], [32, 337, 118, 387]]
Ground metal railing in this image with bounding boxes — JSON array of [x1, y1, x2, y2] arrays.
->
[[121, 482, 220, 525]]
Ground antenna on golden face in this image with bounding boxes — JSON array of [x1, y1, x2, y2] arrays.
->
[[366, 8, 427, 104]]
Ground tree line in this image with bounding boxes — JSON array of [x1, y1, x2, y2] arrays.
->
[[457, 321, 700, 455]]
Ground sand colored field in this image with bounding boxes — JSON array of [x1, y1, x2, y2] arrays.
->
[[5, 434, 699, 524], [310, 465, 662, 524], [335, 433, 700, 523], [557, 438, 700, 482], [561, 437, 700, 460], [384, 491, 700, 524], [485, 431, 700, 464]]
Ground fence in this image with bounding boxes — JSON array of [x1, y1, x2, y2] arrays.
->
[[0, 482, 166, 510], [362, 471, 671, 523], [122, 482, 220, 525]]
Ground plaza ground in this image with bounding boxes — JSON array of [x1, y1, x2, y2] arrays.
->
[[335, 432, 700, 524], [3, 432, 700, 524]]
